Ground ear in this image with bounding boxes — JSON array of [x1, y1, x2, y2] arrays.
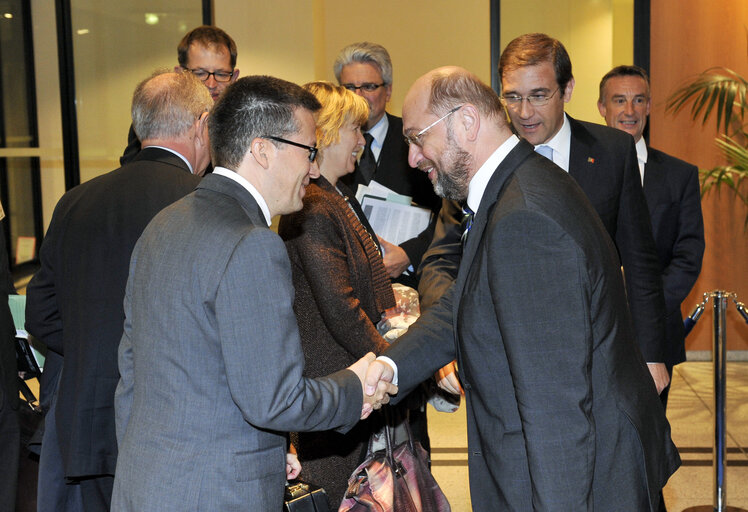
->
[[249, 137, 271, 169], [562, 77, 575, 103], [230, 69, 239, 83], [175, 65, 183, 73], [195, 111, 209, 144], [597, 100, 607, 119], [645, 97, 651, 117], [384, 83, 393, 103], [458, 104, 480, 142]]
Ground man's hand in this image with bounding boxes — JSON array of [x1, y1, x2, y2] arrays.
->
[[348, 353, 398, 419], [285, 450, 301, 480], [647, 362, 670, 395], [378, 237, 411, 278], [435, 360, 463, 396]]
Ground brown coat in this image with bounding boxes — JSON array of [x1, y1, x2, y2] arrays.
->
[[278, 176, 395, 506]]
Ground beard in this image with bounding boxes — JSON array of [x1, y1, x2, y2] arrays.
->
[[431, 129, 472, 201]]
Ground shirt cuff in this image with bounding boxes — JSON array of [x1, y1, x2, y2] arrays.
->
[[376, 356, 398, 386]]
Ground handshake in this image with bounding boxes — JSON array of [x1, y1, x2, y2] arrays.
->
[[348, 353, 398, 419]]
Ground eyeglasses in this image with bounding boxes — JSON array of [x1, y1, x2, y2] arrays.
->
[[342, 83, 386, 93], [184, 67, 234, 83], [404, 105, 463, 147], [262, 136, 318, 163], [501, 88, 560, 108]]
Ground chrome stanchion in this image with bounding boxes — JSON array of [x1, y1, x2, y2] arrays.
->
[[684, 291, 746, 512]]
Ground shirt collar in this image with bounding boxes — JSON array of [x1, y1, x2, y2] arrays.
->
[[534, 114, 572, 172], [144, 145, 193, 174], [635, 137, 648, 184], [466, 134, 520, 213], [366, 113, 389, 159], [211, 167, 272, 226]]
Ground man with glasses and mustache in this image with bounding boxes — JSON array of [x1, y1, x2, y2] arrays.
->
[[119, 25, 239, 167], [334, 42, 441, 288], [420, 33, 670, 401]]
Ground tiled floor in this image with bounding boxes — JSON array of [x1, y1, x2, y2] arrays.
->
[[428, 360, 748, 512]]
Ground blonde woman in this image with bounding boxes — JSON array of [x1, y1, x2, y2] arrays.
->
[[278, 82, 395, 506]]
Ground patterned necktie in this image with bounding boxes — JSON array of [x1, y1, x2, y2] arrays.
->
[[461, 205, 475, 247], [535, 144, 553, 162], [358, 133, 377, 184]]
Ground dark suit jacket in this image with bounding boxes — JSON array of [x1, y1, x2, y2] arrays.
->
[[419, 118, 667, 363], [644, 148, 704, 368], [25, 148, 201, 479], [390, 139, 680, 510], [112, 173, 362, 511], [340, 113, 441, 280]]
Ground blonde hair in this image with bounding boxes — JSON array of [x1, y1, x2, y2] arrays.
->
[[302, 81, 369, 151]]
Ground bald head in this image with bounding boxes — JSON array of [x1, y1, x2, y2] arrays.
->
[[402, 66, 513, 201]]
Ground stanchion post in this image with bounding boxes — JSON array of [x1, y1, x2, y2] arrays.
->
[[684, 290, 746, 512]]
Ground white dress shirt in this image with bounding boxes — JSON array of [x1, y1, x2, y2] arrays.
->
[[533, 114, 572, 172]]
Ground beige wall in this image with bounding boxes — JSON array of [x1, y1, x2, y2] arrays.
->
[[216, 0, 491, 117]]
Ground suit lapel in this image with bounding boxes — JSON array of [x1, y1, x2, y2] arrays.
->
[[450, 140, 535, 374], [197, 173, 266, 226], [567, 116, 598, 184], [642, 149, 665, 208]]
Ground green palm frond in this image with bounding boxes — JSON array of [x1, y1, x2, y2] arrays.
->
[[666, 68, 748, 136], [699, 135, 748, 227]]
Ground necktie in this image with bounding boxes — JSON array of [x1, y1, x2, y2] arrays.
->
[[535, 144, 553, 161], [460, 205, 475, 247], [358, 133, 377, 184]]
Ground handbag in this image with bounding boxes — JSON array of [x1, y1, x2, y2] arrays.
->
[[283, 480, 331, 512], [338, 411, 450, 512]]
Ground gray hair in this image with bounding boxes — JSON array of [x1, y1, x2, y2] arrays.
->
[[209, 75, 321, 170], [131, 70, 212, 141], [333, 42, 393, 85]]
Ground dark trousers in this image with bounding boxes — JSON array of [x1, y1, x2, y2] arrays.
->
[[0, 388, 20, 512]]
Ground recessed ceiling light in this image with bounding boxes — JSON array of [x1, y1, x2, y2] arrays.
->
[[145, 13, 159, 25], [3, 13, 13, 19], [77, 28, 89, 35]]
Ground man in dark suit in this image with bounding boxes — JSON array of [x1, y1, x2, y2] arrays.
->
[[111, 76, 394, 511], [419, 33, 670, 397], [366, 66, 680, 510], [119, 25, 239, 166], [334, 42, 441, 287], [598, 65, 705, 408], [25, 70, 213, 512]]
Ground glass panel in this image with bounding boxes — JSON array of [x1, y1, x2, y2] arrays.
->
[[0, 0, 41, 268], [70, 1, 203, 183]]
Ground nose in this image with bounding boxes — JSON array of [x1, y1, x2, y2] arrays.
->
[[308, 159, 321, 179], [623, 101, 635, 115], [356, 131, 365, 147], [518, 99, 534, 119], [407, 143, 423, 169], [205, 74, 218, 89]]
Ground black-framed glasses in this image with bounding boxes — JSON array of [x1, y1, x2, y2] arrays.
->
[[184, 67, 235, 83], [404, 105, 463, 147], [342, 82, 386, 93], [501, 88, 560, 108], [262, 136, 318, 163]]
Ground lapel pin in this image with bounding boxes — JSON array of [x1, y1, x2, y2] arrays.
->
[[587, 157, 595, 163]]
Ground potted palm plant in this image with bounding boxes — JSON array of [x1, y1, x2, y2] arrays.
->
[[666, 62, 748, 228]]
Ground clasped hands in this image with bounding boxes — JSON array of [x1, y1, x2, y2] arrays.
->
[[347, 353, 397, 419]]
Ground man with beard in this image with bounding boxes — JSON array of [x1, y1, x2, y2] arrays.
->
[[365, 66, 680, 510]]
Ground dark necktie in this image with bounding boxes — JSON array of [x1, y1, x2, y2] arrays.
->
[[358, 133, 377, 184], [461, 205, 475, 247]]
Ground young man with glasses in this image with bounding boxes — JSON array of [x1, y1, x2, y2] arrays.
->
[[333, 42, 441, 289], [119, 25, 239, 167]]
